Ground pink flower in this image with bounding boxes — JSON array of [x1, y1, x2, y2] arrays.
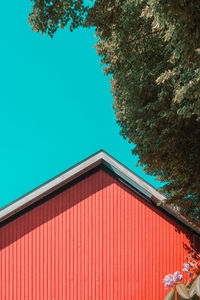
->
[[183, 263, 194, 277], [163, 274, 174, 288], [163, 271, 183, 288], [173, 271, 183, 283], [183, 263, 194, 270]]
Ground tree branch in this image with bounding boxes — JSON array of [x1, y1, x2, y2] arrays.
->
[[127, 29, 164, 44]]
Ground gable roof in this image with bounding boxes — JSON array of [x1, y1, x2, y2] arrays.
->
[[0, 150, 199, 235]]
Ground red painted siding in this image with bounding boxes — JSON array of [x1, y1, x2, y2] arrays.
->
[[0, 169, 194, 299]]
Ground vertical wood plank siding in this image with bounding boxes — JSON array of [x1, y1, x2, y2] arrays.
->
[[0, 169, 194, 299]]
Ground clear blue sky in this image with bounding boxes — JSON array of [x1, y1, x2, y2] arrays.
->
[[0, 1, 163, 209]]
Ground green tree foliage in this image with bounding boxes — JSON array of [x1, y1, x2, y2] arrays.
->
[[28, 0, 200, 221], [28, 0, 88, 36]]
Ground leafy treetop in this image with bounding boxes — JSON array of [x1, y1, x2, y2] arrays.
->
[[28, 0, 200, 222]]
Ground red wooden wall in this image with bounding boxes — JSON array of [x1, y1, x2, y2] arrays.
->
[[0, 169, 195, 299]]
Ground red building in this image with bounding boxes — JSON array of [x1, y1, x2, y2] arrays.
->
[[0, 150, 199, 299]]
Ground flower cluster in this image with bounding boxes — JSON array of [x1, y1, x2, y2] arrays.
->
[[163, 271, 183, 288], [183, 263, 194, 277], [163, 253, 200, 289], [183, 253, 200, 277]]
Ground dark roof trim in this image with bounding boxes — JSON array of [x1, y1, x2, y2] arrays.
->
[[0, 150, 199, 235]]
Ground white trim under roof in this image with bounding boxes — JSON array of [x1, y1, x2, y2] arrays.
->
[[0, 150, 199, 235]]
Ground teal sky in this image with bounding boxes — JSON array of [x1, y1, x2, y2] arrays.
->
[[0, 1, 163, 209]]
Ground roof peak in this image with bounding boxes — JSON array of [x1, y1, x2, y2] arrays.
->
[[0, 150, 199, 235], [0, 150, 163, 221]]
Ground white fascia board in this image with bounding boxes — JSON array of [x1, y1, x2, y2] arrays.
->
[[101, 151, 165, 201], [0, 151, 103, 222], [0, 150, 164, 222]]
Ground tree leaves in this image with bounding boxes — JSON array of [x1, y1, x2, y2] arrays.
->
[[28, 0, 200, 220], [28, 0, 89, 37], [87, 0, 200, 221]]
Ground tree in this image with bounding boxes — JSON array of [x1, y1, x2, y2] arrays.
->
[[28, 0, 200, 221]]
